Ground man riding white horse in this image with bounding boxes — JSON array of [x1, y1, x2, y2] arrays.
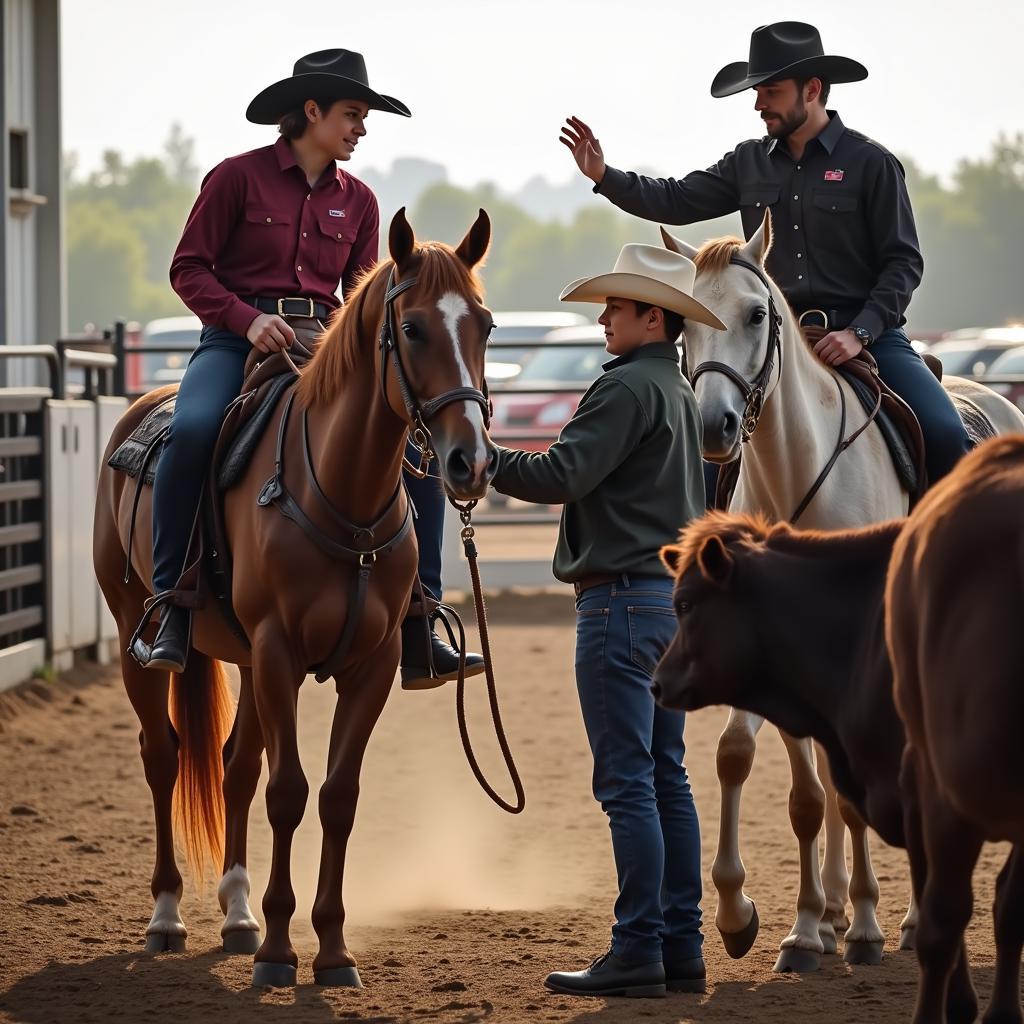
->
[[560, 20, 970, 486]]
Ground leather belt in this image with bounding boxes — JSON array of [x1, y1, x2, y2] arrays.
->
[[794, 306, 862, 331], [572, 572, 666, 598], [243, 295, 335, 320]]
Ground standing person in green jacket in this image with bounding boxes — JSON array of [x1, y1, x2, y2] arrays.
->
[[491, 245, 725, 998]]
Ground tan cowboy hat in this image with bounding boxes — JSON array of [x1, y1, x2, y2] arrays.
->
[[560, 244, 726, 330]]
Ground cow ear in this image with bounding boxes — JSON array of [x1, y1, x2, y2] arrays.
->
[[660, 544, 684, 575], [455, 208, 491, 269], [388, 207, 416, 271], [696, 535, 733, 586]]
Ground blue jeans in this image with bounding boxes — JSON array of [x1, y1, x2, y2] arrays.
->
[[871, 328, 971, 484], [575, 574, 703, 964], [152, 326, 447, 598]]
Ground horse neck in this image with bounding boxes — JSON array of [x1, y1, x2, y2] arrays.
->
[[737, 296, 843, 517], [303, 323, 409, 524]]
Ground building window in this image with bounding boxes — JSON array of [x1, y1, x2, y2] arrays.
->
[[9, 130, 29, 190]]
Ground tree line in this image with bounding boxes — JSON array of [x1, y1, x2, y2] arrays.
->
[[66, 127, 1024, 334]]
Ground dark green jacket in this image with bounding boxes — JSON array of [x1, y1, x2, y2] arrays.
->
[[491, 341, 706, 583]]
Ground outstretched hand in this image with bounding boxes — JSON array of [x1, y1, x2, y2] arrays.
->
[[560, 116, 607, 185]]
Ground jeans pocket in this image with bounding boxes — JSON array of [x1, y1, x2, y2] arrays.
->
[[627, 605, 678, 675]]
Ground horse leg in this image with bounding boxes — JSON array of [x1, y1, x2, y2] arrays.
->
[[838, 797, 885, 965], [120, 647, 188, 953], [218, 667, 263, 954], [906, 752, 982, 1024], [982, 844, 1024, 1024], [712, 709, 764, 958], [250, 640, 307, 988], [900, 890, 918, 951], [816, 747, 850, 942], [311, 650, 397, 986], [773, 732, 826, 973]]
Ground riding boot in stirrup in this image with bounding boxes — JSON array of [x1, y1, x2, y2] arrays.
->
[[132, 604, 192, 674], [400, 611, 484, 691]]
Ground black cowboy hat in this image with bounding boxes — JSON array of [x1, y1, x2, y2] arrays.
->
[[246, 48, 411, 124], [711, 22, 867, 99]]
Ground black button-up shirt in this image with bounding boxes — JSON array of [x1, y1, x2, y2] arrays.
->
[[595, 111, 923, 340]]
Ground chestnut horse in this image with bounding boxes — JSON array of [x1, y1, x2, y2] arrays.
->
[[93, 209, 496, 988], [661, 211, 1024, 973], [888, 435, 1024, 1024]]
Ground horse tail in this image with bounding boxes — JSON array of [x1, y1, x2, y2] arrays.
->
[[170, 650, 234, 877]]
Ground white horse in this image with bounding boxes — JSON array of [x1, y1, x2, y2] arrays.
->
[[663, 210, 1024, 973]]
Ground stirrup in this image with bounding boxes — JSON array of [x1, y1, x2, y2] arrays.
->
[[127, 590, 192, 667]]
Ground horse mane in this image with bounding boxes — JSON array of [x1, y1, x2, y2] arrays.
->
[[297, 241, 484, 408], [667, 509, 904, 582], [693, 236, 745, 275]]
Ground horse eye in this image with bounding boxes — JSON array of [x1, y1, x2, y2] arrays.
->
[[750, 310, 767, 326], [401, 322, 418, 339], [677, 600, 693, 614]]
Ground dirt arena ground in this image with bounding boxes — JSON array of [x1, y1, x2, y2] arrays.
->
[[0, 587, 1011, 1024]]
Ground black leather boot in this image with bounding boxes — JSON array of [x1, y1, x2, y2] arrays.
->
[[132, 604, 191, 674], [664, 954, 706, 993], [543, 949, 666, 998], [400, 612, 485, 691]]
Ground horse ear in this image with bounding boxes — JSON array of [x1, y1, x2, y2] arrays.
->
[[388, 207, 416, 270], [660, 226, 699, 261], [660, 544, 684, 576], [696, 535, 734, 587], [455, 208, 491, 269], [740, 208, 773, 266]]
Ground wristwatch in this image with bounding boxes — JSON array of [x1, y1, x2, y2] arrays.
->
[[851, 325, 874, 348]]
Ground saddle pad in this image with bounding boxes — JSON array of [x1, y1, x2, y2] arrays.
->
[[839, 368, 920, 495], [107, 398, 175, 485], [951, 393, 997, 448], [217, 372, 296, 490]]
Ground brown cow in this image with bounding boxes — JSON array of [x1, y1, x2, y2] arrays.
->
[[887, 434, 1024, 1024], [652, 512, 977, 1022]]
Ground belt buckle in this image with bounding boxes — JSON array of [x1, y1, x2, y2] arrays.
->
[[798, 309, 829, 331], [278, 297, 315, 318]]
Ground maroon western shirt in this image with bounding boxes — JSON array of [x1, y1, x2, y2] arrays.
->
[[170, 136, 380, 338]]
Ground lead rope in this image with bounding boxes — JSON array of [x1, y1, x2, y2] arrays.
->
[[446, 498, 526, 814]]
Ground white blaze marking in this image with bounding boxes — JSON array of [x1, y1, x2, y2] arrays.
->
[[437, 292, 472, 386], [436, 291, 489, 476]]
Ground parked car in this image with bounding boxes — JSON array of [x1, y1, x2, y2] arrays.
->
[[489, 325, 607, 452], [485, 311, 590, 382], [984, 346, 1024, 412], [926, 334, 1024, 378], [133, 315, 201, 393]]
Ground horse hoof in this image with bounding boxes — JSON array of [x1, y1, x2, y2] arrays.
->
[[899, 927, 915, 951], [843, 939, 884, 966], [773, 947, 821, 973], [719, 903, 759, 959], [251, 962, 297, 988], [145, 932, 186, 954], [223, 929, 261, 955], [313, 966, 362, 988]]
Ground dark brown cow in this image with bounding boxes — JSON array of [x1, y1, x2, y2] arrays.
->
[[887, 434, 1024, 1024], [652, 511, 978, 1021]]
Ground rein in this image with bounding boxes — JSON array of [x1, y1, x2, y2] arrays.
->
[[693, 255, 881, 524], [267, 267, 523, 814]]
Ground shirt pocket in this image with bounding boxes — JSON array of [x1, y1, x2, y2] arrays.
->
[[244, 208, 294, 229], [317, 217, 358, 283], [739, 185, 781, 213], [812, 189, 859, 214]]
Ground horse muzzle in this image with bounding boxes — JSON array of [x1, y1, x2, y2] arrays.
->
[[436, 437, 498, 500]]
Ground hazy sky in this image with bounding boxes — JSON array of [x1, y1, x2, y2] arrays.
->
[[63, 0, 1022, 193]]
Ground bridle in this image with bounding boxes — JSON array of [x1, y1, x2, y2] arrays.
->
[[377, 267, 491, 476], [689, 254, 783, 442]]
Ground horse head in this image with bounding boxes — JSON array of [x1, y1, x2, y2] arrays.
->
[[662, 211, 783, 463], [384, 208, 497, 500]]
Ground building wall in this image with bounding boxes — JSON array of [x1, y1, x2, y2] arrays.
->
[[2, 0, 63, 387]]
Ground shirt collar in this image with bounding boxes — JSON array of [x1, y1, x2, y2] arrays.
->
[[767, 109, 845, 157], [603, 340, 680, 371], [273, 136, 341, 189]]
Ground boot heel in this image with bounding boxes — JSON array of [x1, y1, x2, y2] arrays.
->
[[625, 983, 667, 998]]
